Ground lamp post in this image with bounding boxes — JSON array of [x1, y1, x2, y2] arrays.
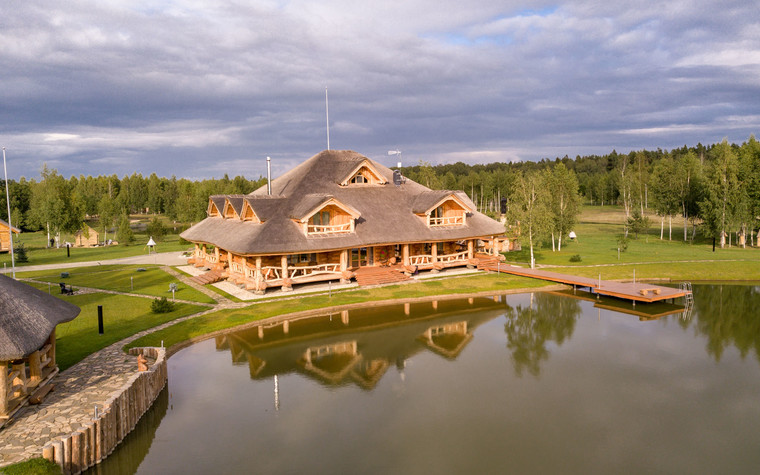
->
[[3, 148, 15, 279]]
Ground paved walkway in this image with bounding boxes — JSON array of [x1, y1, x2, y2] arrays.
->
[[2, 251, 189, 274]]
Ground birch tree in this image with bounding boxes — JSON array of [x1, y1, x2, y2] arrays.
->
[[508, 171, 551, 268]]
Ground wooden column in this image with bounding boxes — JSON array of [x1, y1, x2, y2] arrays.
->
[[49, 329, 56, 369], [29, 350, 42, 387], [281, 255, 292, 291], [11, 360, 26, 398], [255, 256, 262, 282], [403, 244, 410, 266], [214, 247, 220, 261], [467, 240, 474, 259], [0, 360, 8, 416], [432, 242, 438, 262], [340, 249, 348, 271], [493, 238, 499, 256]]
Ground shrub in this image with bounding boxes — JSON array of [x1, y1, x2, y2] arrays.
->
[[116, 213, 135, 245], [150, 296, 175, 314], [617, 234, 629, 253], [13, 243, 28, 263], [569, 254, 582, 262], [146, 216, 166, 241]]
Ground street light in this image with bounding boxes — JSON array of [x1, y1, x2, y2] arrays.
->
[[3, 147, 15, 279]]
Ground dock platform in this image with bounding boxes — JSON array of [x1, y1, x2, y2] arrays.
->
[[481, 263, 689, 304]]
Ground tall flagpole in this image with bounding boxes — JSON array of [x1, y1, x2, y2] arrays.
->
[[325, 87, 330, 151], [3, 147, 16, 278]]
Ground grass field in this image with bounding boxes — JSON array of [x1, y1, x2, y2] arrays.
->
[[505, 205, 760, 271], [21, 281, 206, 370], [18, 265, 216, 304], [0, 231, 190, 268]]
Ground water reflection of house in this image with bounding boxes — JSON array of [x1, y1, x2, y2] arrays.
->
[[418, 321, 473, 359], [213, 298, 506, 389]]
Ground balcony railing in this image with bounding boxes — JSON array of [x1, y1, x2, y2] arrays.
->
[[437, 250, 469, 263], [429, 215, 464, 227], [410, 255, 433, 265], [409, 250, 468, 266], [307, 222, 352, 234]]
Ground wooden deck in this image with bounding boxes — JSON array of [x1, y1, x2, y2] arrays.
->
[[481, 263, 689, 303]]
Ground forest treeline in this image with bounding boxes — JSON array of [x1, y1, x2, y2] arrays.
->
[[1, 135, 758, 250], [401, 135, 760, 248]]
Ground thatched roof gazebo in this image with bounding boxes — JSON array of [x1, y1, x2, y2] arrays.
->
[[0, 275, 80, 420]]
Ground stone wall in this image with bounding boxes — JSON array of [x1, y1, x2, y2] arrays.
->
[[41, 347, 167, 475]]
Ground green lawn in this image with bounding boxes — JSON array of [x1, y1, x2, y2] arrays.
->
[[128, 273, 552, 351], [47, 290, 206, 370], [0, 231, 191, 268], [505, 205, 759, 268], [18, 265, 216, 304]]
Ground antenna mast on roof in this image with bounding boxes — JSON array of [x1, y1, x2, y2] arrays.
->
[[266, 156, 272, 195], [388, 149, 402, 168], [325, 87, 330, 151]]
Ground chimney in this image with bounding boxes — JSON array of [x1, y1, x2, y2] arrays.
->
[[266, 156, 272, 195]]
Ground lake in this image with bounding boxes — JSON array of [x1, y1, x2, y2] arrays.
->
[[88, 284, 760, 474]]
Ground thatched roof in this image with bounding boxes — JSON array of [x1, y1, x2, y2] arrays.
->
[[0, 275, 80, 361], [181, 150, 505, 255], [0, 218, 20, 234]]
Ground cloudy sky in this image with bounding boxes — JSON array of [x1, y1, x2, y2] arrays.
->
[[1, 0, 759, 180]]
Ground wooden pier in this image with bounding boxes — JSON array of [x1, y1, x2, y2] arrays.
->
[[481, 263, 689, 304]]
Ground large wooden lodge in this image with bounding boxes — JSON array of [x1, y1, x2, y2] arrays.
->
[[181, 150, 506, 293]]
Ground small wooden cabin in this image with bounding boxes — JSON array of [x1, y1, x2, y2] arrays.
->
[[0, 275, 80, 421], [74, 225, 99, 247], [0, 218, 20, 253]]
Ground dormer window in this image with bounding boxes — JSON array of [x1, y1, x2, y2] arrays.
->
[[424, 197, 468, 227], [307, 206, 352, 234], [340, 160, 388, 186], [295, 196, 361, 236]]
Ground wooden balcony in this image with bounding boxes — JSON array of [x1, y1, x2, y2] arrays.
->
[[429, 215, 464, 227], [307, 222, 352, 235]]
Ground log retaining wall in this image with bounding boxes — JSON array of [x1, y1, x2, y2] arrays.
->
[[41, 347, 167, 475]]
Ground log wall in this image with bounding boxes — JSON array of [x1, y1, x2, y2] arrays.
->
[[41, 347, 167, 475]]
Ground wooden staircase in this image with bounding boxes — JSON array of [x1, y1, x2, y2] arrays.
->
[[475, 254, 503, 272], [353, 266, 412, 287], [192, 268, 225, 285]]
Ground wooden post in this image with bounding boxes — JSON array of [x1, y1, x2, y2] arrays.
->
[[255, 256, 262, 283], [340, 249, 348, 271], [28, 350, 42, 387], [11, 361, 27, 396], [341, 310, 349, 325], [467, 240, 474, 259], [403, 244, 410, 266], [404, 303, 410, 316], [432, 300, 438, 310], [431, 242, 438, 261], [281, 255, 292, 291], [0, 360, 8, 416], [492, 238, 499, 256], [48, 330, 56, 369]]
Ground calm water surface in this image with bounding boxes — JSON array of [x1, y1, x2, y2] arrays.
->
[[90, 285, 760, 474]]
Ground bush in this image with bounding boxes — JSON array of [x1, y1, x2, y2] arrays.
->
[[150, 296, 175, 313], [13, 243, 28, 263], [116, 213, 135, 245], [146, 216, 166, 241], [617, 234, 629, 253], [569, 254, 582, 262]]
